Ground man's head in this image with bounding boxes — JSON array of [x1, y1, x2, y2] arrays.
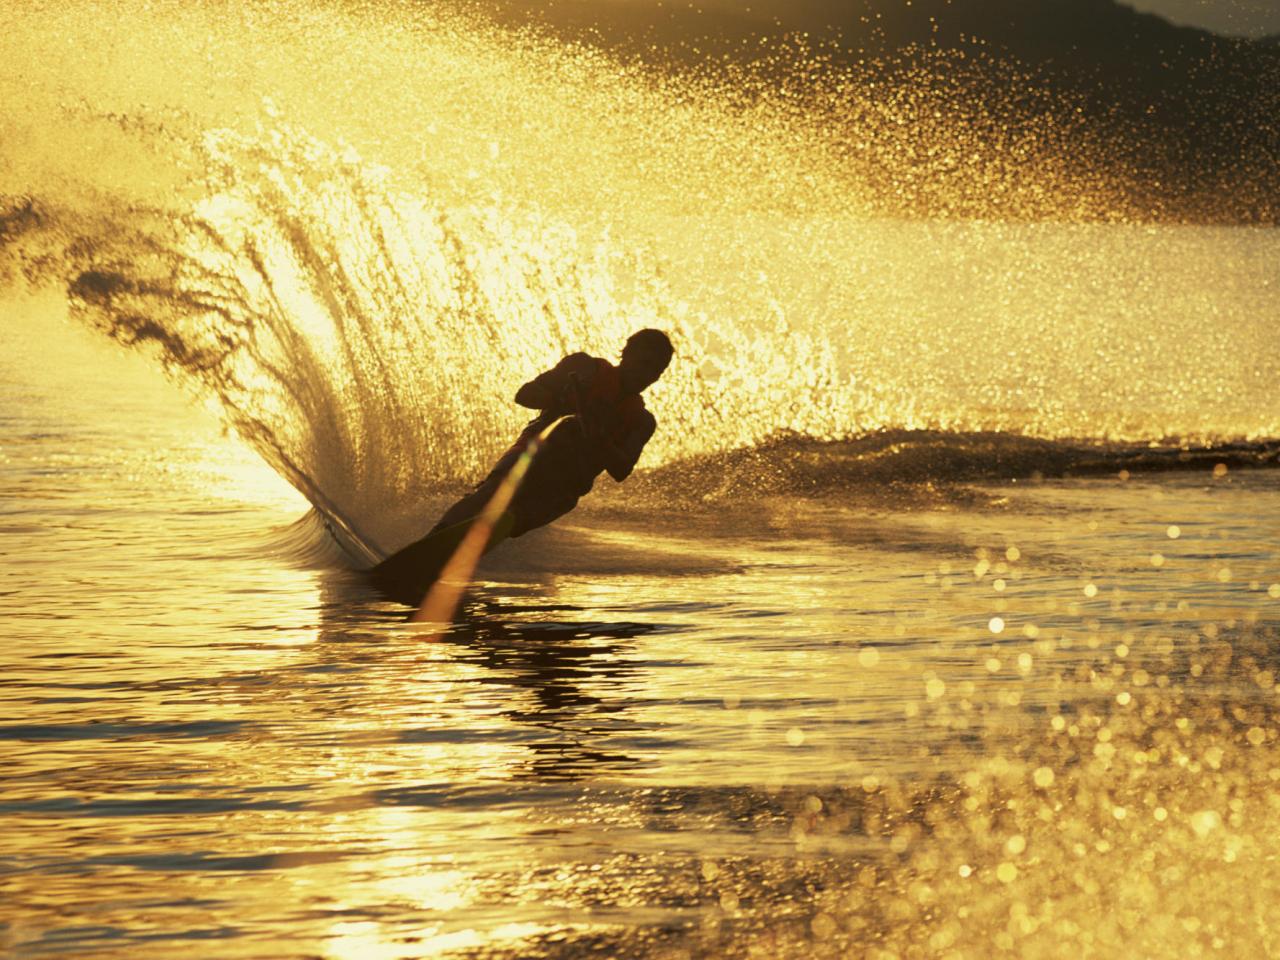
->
[[619, 328, 673, 393]]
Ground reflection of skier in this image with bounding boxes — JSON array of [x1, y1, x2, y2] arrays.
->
[[430, 329, 674, 537]]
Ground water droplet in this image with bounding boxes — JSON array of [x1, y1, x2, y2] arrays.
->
[[1190, 810, 1221, 838], [811, 912, 837, 939]]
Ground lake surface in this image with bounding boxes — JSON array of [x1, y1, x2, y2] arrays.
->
[[4, 300, 1279, 958], [3, 3, 1279, 954]]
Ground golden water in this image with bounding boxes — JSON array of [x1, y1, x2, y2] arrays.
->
[[2, 2, 1280, 958]]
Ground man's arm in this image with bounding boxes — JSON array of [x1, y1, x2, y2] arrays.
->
[[600, 411, 656, 482], [514, 353, 597, 410]]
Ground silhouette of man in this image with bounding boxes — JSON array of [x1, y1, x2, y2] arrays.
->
[[431, 328, 674, 538]]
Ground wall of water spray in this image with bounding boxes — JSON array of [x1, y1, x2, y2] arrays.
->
[[2, 0, 1277, 549]]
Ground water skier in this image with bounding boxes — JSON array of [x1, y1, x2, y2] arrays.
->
[[429, 328, 674, 538]]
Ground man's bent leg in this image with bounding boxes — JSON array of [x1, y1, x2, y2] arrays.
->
[[429, 479, 504, 533], [429, 417, 591, 538], [428, 445, 525, 534], [508, 491, 580, 537]]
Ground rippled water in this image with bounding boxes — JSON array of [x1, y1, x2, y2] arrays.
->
[[5, 296, 1280, 958], [4, 2, 1280, 955]]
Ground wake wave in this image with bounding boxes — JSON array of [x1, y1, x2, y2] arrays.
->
[[628, 431, 1280, 505], [257, 429, 1280, 570]]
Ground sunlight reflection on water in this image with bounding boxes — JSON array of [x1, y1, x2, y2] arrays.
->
[[4, 299, 1279, 957]]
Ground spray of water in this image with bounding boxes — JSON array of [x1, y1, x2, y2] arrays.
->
[[1, 0, 1276, 555]]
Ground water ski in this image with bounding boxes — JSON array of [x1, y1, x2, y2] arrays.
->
[[370, 510, 516, 607]]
